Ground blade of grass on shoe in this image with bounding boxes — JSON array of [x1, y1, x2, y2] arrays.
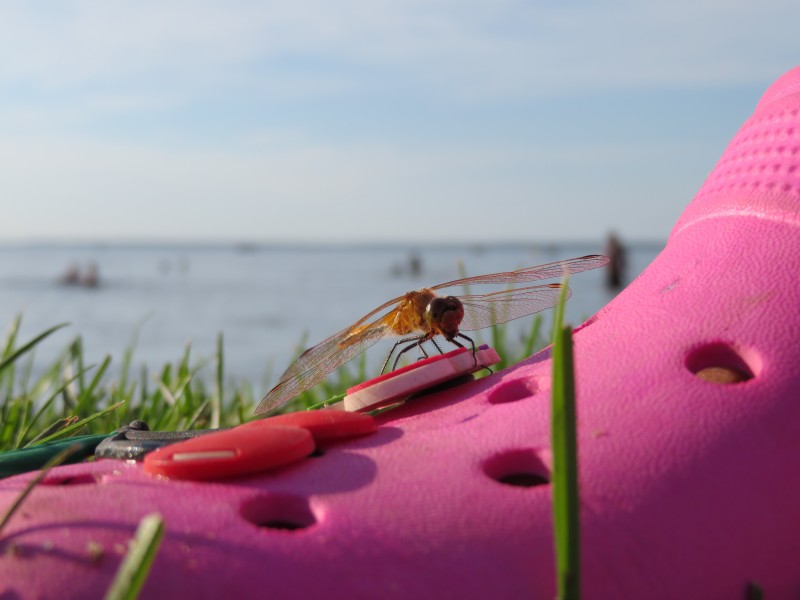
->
[[104, 513, 165, 600], [551, 278, 581, 600]]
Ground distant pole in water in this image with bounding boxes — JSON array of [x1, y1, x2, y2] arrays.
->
[[604, 233, 627, 289]]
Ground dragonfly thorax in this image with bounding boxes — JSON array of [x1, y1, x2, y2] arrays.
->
[[425, 295, 465, 340]]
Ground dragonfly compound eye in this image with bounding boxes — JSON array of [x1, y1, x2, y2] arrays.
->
[[426, 296, 465, 336]]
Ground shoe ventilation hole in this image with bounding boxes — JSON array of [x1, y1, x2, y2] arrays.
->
[[685, 342, 760, 384], [487, 378, 537, 405], [483, 448, 550, 488], [496, 472, 549, 487], [240, 493, 316, 532], [40, 473, 99, 486]]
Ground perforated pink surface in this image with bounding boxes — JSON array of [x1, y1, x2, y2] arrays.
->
[[2, 66, 800, 599]]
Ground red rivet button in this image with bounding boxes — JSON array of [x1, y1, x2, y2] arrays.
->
[[248, 410, 377, 442], [143, 424, 314, 480]]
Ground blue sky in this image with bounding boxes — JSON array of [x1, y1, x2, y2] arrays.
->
[[1, 1, 798, 244]]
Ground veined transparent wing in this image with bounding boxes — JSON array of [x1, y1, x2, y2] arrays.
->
[[431, 255, 608, 291], [458, 283, 570, 331], [254, 317, 393, 414]]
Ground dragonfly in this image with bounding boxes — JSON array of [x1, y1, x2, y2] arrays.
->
[[254, 254, 609, 415]]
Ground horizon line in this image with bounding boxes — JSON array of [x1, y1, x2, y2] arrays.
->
[[0, 236, 664, 249]]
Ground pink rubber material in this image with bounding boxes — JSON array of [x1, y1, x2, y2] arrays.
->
[[2, 66, 800, 598]]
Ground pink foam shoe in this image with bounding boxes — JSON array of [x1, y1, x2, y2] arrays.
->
[[2, 66, 799, 598]]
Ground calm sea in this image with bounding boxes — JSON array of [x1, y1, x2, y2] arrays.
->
[[0, 241, 663, 391]]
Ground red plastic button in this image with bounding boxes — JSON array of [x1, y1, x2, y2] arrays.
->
[[245, 410, 377, 442], [143, 424, 314, 480]]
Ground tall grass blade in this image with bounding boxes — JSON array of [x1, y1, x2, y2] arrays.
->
[[115, 329, 139, 405], [76, 355, 112, 413], [18, 367, 97, 448], [551, 279, 580, 600], [29, 401, 125, 446], [522, 314, 543, 358], [183, 398, 211, 430], [23, 417, 78, 448], [0, 323, 69, 374], [104, 513, 165, 600], [70, 337, 86, 397], [0, 314, 23, 361], [212, 333, 223, 429], [0, 315, 23, 394]]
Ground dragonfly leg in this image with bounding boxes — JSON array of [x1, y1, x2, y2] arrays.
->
[[456, 332, 476, 352], [456, 333, 479, 368], [381, 335, 426, 374], [430, 337, 445, 355], [392, 337, 429, 370], [456, 332, 493, 374]]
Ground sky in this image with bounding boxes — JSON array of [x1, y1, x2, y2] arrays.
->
[[1, 1, 798, 244]]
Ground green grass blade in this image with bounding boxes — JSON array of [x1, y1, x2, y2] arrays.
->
[[491, 321, 508, 369], [138, 363, 148, 410], [29, 401, 125, 446], [182, 398, 211, 430], [0, 315, 23, 394], [77, 355, 112, 412], [212, 333, 223, 430], [104, 513, 165, 600], [70, 336, 86, 397], [114, 329, 140, 405], [0, 323, 69, 374], [18, 366, 97, 448], [355, 350, 367, 383], [522, 314, 543, 358], [305, 392, 347, 411], [551, 280, 568, 345], [0, 314, 23, 361], [8, 396, 32, 450], [551, 279, 580, 600], [23, 417, 77, 448]]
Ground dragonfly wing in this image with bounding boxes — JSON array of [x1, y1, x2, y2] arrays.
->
[[280, 291, 414, 384], [458, 284, 570, 331], [254, 318, 392, 414], [431, 255, 608, 290]]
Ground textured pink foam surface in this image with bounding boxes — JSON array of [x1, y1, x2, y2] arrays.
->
[[2, 66, 800, 599]]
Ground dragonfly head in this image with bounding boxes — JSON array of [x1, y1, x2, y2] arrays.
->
[[425, 296, 464, 340]]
